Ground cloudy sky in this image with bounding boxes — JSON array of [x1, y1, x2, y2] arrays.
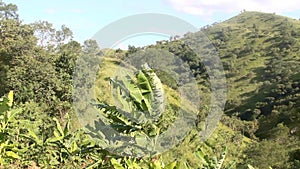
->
[[6, 0, 300, 48]]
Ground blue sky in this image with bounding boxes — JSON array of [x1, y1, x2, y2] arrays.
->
[[5, 0, 300, 48]]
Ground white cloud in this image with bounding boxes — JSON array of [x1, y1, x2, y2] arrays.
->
[[164, 0, 300, 16]]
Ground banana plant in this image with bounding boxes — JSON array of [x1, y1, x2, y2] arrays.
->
[[23, 112, 103, 168], [94, 63, 165, 137], [92, 63, 201, 158], [0, 91, 22, 164], [191, 147, 235, 169]]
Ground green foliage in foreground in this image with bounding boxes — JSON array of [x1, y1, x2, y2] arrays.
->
[[0, 91, 231, 168]]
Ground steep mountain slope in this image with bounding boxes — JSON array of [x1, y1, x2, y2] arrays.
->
[[119, 11, 300, 168], [203, 11, 300, 117], [201, 11, 300, 140], [187, 11, 300, 168]]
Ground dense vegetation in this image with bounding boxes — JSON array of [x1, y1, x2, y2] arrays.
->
[[0, 1, 299, 168]]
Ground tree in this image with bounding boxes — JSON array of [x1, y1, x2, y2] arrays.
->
[[32, 21, 73, 48], [0, 1, 18, 20], [0, 17, 37, 96], [242, 140, 290, 168], [0, 6, 80, 118]]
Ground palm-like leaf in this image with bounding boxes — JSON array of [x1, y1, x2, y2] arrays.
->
[[94, 63, 165, 137]]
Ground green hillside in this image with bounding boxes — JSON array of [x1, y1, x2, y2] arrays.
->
[[142, 11, 300, 168]]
